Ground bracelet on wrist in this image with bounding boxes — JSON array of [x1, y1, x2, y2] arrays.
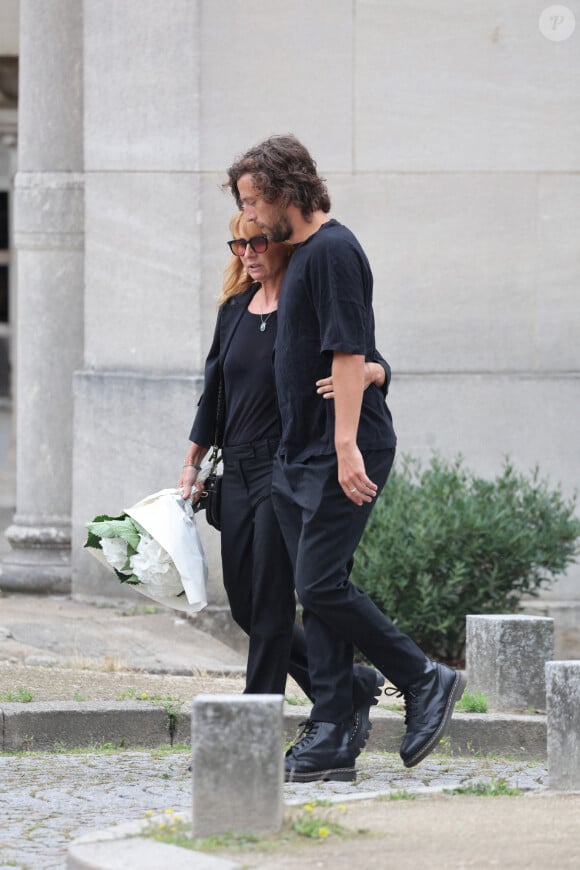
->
[[183, 463, 202, 471]]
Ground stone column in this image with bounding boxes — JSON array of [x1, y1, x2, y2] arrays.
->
[[72, 0, 230, 607], [0, 0, 83, 592]]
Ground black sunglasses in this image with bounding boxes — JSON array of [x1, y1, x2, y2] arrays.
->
[[227, 235, 269, 256]]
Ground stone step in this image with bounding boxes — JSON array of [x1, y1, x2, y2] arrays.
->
[[0, 700, 547, 759]]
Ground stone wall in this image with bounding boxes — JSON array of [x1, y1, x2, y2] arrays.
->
[[4, 3, 580, 631]]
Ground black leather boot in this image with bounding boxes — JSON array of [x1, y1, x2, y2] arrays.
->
[[395, 660, 466, 768], [285, 720, 357, 783], [349, 669, 385, 757]]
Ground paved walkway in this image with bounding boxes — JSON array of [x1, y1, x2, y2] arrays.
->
[[0, 749, 549, 870]]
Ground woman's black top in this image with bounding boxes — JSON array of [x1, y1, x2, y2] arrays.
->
[[222, 310, 279, 447]]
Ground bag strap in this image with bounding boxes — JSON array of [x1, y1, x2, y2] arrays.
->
[[207, 377, 223, 473]]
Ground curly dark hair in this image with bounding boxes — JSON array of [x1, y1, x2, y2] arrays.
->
[[225, 134, 331, 217]]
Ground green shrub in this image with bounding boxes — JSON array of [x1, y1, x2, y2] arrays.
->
[[352, 455, 580, 665]]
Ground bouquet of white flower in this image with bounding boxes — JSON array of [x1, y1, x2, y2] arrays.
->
[[85, 488, 207, 613]]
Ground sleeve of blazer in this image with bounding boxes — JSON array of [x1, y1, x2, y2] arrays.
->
[[188, 309, 223, 447]]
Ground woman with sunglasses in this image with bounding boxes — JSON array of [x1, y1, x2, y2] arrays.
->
[[179, 213, 390, 748]]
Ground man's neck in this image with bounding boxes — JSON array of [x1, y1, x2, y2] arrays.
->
[[287, 207, 330, 244]]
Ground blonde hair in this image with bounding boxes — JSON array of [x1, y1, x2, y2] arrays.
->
[[217, 212, 292, 306]]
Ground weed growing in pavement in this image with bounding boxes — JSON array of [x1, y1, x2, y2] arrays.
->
[[379, 790, 417, 801], [117, 687, 184, 714], [284, 694, 310, 706], [456, 691, 488, 713], [1, 743, 189, 757], [115, 605, 158, 617], [151, 742, 189, 755], [0, 687, 34, 702], [433, 735, 452, 757], [444, 776, 521, 797], [73, 692, 86, 702], [144, 802, 351, 852], [291, 802, 347, 839], [103, 655, 124, 672], [70, 655, 126, 672], [145, 809, 266, 850], [116, 687, 185, 734]]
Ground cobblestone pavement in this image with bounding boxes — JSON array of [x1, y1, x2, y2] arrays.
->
[[0, 749, 547, 869]]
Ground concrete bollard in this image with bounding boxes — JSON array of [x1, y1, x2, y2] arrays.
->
[[466, 614, 554, 712], [191, 694, 284, 838], [546, 661, 580, 790]]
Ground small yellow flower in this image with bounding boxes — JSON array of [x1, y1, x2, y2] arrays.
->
[[338, 804, 346, 811], [140, 692, 148, 700], [164, 808, 174, 814], [303, 803, 315, 813], [318, 827, 330, 838], [145, 810, 154, 817]]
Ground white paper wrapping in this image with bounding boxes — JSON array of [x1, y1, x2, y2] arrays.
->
[[87, 488, 208, 613]]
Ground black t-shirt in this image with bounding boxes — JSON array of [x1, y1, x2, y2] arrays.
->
[[274, 219, 396, 462], [223, 309, 280, 447]]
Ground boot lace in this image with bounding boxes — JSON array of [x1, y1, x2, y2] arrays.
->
[[291, 719, 319, 750], [385, 687, 419, 727]]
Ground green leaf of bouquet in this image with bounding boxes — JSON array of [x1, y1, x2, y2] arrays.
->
[[114, 568, 141, 586], [84, 529, 102, 550], [84, 513, 127, 549], [85, 516, 141, 551], [86, 513, 127, 526]]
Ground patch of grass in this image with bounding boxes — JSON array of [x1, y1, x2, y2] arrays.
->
[[116, 688, 185, 731], [73, 692, 86, 702], [103, 655, 124, 672], [0, 686, 34, 703], [380, 790, 416, 801], [117, 688, 183, 710], [1, 742, 188, 757], [456, 691, 488, 713], [445, 776, 521, 797], [145, 811, 271, 851], [291, 814, 344, 840], [70, 655, 126, 672], [432, 735, 452, 757], [115, 605, 159, 617], [284, 694, 309, 706], [145, 803, 351, 852], [151, 742, 190, 756]]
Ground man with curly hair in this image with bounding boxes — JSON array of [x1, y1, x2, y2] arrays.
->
[[225, 134, 466, 783]]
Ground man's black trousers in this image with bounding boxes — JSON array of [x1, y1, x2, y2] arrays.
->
[[271, 448, 427, 723]]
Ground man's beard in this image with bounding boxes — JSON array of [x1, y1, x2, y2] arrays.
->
[[267, 211, 293, 243]]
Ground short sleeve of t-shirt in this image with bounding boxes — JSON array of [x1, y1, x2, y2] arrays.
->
[[274, 219, 396, 461], [305, 229, 372, 356]]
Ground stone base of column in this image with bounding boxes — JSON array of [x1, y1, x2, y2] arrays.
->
[[0, 517, 71, 593]]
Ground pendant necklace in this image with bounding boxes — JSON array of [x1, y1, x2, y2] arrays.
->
[[259, 311, 275, 332]]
